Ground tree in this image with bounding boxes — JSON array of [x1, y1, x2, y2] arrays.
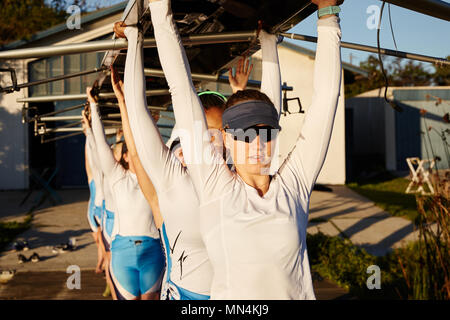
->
[[345, 55, 387, 98], [390, 58, 432, 87], [0, 0, 67, 46], [0, 0, 122, 47], [432, 55, 450, 86], [345, 54, 449, 98]]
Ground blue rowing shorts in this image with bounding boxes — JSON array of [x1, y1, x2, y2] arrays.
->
[[110, 235, 165, 299]]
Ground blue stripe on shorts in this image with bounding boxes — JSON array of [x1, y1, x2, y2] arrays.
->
[[101, 200, 114, 251], [87, 181, 98, 232]]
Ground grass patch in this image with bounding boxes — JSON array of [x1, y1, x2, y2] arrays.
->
[[0, 215, 32, 252], [347, 172, 419, 224], [307, 232, 409, 299]]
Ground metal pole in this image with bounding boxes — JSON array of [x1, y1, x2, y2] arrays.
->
[[17, 89, 169, 103], [2, 66, 108, 93], [39, 123, 172, 134], [50, 121, 81, 129], [144, 68, 262, 88], [33, 103, 86, 118], [145, 68, 219, 82], [40, 116, 83, 121], [28, 103, 124, 123], [39, 127, 119, 134], [41, 131, 84, 144], [382, 0, 450, 22], [39, 127, 82, 134], [34, 107, 166, 123], [216, 76, 294, 91], [0, 31, 257, 60], [281, 32, 450, 66], [144, 68, 294, 90], [40, 114, 120, 122], [35, 120, 81, 136]]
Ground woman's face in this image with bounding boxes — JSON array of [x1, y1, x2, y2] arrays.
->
[[173, 106, 224, 167], [223, 124, 276, 176]]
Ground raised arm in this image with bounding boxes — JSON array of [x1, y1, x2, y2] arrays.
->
[[85, 128, 104, 195], [87, 88, 118, 178], [82, 111, 106, 208], [279, 13, 342, 194], [111, 67, 164, 229], [85, 130, 97, 184], [228, 56, 253, 94], [259, 30, 282, 117], [227, 31, 280, 115], [84, 142, 93, 183], [149, 0, 233, 202], [122, 25, 182, 192], [83, 110, 99, 181]]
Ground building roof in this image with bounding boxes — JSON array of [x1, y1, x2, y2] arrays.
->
[[353, 86, 450, 100], [280, 40, 369, 77], [1, 1, 127, 51]]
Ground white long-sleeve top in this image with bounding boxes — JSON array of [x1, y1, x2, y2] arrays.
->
[[90, 101, 159, 240], [123, 25, 212, 295], [85, 128, 104, 208], [124, 1, 282, 296], [87, 125, 117, 217], [150, 0, 342, 299]]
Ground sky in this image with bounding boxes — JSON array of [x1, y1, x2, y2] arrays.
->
[[287, 0, 450, 68]]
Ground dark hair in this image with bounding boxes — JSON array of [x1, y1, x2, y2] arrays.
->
[[225, 89, 274, 110], [119, 141, 129, 170], [169, 137, 181, 152], [199, 92, 226, 110]]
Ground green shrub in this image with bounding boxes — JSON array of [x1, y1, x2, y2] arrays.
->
[[307, 232, 408, 299], [0, 216, 32, 252]]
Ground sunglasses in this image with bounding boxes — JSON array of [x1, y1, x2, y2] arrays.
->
[[227, 125, 279, 143]]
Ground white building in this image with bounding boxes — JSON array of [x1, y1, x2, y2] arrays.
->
[[346, 86, 450, 176], [0, 3, 127, 190]]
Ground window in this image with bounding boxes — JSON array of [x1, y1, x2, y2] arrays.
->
[[28, 52, 103, 97]]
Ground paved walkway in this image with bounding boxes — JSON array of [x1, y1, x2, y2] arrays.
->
[[308, 185, 420, 256], [0, 184, 422, 299], [0, 270, 110, 300], [0, 190, 36, 223], [0, 190, 97, 272]]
